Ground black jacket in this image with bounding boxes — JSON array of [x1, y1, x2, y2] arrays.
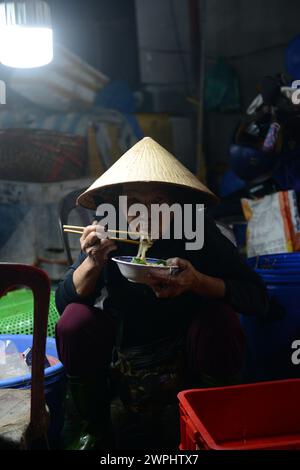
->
[[55, 214, 269, 348]]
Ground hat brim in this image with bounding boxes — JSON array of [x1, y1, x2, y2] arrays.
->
[[77, 180, 219, 209]]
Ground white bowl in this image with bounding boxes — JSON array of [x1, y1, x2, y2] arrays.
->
[[112, 256, 179, 284]]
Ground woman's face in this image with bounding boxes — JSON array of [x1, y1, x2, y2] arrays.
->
[[122, 183, 173, 238]]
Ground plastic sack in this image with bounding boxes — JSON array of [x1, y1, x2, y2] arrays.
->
[[0, 340, 30, 380], [241, 190, 300, 257]]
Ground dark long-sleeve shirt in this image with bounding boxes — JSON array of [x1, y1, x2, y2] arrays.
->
[[55, 214, 269, 348]]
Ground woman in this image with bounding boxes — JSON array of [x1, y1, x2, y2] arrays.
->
[[55, 137, 268, 449]]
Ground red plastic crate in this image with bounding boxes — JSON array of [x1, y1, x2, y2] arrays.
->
[[178, 379, 300, 450]]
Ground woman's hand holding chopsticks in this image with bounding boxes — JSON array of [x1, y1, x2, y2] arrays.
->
[[72, 223, 117, 298], [80, 223, 117, 266]]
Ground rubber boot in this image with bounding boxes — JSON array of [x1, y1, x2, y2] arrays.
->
[[66, 373, 114, 450]]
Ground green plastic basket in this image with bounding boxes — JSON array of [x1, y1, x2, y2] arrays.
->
[[0, 288, 60, 337]]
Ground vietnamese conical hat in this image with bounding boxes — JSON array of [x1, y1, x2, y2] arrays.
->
[[77, 137, 218, 209]]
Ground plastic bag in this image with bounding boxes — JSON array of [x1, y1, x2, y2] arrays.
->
[[0, 340, 30, 380], [241, 190, 300, 257], [110, 336, 185, 414], [204, 59, 240, 112]]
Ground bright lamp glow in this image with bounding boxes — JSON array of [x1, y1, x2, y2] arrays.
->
[[0, 1, 53, 68], [0, 26, 53, 68]]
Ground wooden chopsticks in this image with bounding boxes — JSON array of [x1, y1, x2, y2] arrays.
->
[[63, 224, 141, 245], [63, 225, 144, 236]]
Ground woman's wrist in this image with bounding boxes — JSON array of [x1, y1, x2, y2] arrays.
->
[[85, 253, 105, 271], [192, 271, 226, 299], [73, 255, 103, 297]]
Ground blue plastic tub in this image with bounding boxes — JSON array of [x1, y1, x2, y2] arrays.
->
[[248, 253, 300, 270], [257, 274, 300, 283], [242, 254, 300, 381], [0, 334, 66, 446]]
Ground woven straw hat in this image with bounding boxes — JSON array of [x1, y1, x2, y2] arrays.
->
[[77, 137, 218, 209]]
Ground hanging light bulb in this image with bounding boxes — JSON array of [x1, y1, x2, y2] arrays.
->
[[0, 0, 53, 68]]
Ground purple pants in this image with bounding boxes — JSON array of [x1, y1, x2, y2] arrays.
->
[[55, 301, 246, 382]]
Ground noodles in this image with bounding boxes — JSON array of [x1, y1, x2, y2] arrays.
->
[[131, 235, 152, 264], [130, 235, 166, 266], [131, 257, 166, 266], [137, 236, 152, 261], [130, 235, 163, 265]]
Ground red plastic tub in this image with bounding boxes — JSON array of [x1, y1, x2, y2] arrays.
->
[[178, 379, 300, 450]]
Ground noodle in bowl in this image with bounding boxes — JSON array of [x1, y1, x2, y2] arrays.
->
[[111, 256, 179, 284]]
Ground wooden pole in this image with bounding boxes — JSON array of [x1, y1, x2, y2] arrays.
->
[[188, 0, 207, 182]]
